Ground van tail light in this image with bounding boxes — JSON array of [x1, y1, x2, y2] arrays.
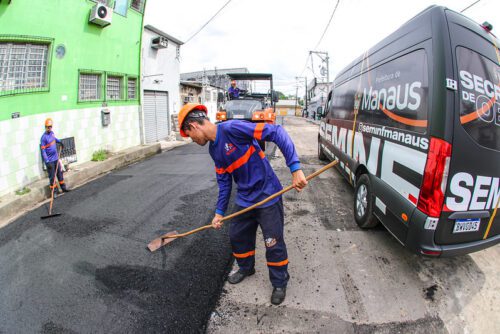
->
[[417, 137, 452, 218]]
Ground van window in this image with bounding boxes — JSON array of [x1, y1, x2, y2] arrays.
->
[[330, 50, 429, 133], [456, 46, 500, 151]]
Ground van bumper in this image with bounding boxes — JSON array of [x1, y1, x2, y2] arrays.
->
[[406, 209, 500, 257]]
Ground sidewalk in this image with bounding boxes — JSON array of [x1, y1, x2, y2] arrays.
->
[[0, 138, 190, 228]]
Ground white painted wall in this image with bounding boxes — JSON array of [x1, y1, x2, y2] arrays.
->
[[141, 28, 181, 138]]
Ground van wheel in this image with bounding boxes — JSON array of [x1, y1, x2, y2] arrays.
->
[[353, 174, 379, 229], [318, 140, 327, 161]]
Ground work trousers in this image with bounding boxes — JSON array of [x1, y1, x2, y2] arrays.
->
[[230, 199, 289, 288], [46, 160, 66, 191]]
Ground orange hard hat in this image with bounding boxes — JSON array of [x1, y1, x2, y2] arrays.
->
[[178, 103, 208, 137], [45, 118, 53, 127]]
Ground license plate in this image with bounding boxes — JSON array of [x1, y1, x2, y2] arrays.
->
[[233, 114, 245, 119], [453, 219, 480, 233]]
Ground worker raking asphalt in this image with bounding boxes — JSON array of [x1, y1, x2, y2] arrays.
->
[[0, 144, 234, 333]]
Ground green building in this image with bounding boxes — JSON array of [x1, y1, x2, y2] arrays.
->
[[0, 0, 146, 196]]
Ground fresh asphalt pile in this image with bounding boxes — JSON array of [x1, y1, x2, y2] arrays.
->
[[0, 144, 234, 333]]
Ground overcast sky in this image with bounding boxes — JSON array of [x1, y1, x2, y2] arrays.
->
[[145, 0, 499, 95]]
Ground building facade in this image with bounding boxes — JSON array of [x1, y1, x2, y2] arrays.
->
[[141, 25, 183, 143], [180, 68, 249, 90], [276, 99, 301, 116], [179, 81, 221, 123], [306, 78, 331, 119], [0, 0, 146, 196]]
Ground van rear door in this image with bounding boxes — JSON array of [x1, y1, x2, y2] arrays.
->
[[436, 11, 500, 245]]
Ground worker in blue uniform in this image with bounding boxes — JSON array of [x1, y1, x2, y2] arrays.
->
[[178, 103, 307, 305], [40, 118, 69, 194], [228, 80, 240, 100]]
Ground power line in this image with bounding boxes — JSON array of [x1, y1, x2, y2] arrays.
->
[[185, 0, 233, 43], [461, 0, 481, 13], [314, 0, 341, 50], [299, 0, 340, 77]]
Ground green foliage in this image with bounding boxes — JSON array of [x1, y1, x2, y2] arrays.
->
[[274, 91, 287, 100], [15, 187, 31, 196], [91, 149, 108, 162]]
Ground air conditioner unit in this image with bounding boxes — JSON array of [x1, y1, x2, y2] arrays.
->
[[89, 3, 112, 27], [184, 96, 194, 103], [151, 36, 168, 49]]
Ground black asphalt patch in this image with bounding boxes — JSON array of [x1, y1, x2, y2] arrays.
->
[[0, 144, 234, 333]]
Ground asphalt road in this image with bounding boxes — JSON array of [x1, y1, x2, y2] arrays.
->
[[0, 143, 234, 333]]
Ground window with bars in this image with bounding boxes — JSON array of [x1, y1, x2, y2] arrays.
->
[[79, 73, 102, 101], [106, 75, 123, 100], [128, 77, 137, 99], [131, 0, 145, 13], [0, 43, 49, 95]]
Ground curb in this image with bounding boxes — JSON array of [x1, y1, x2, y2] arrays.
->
[[0, 142, 170, 228]]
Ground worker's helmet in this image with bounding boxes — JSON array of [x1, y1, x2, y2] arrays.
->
[[178, 103, 208, 137], [45, 118, 53, 127]]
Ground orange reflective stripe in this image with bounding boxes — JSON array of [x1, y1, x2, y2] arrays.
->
[[254, 122, 265, 140], [379, 103, 428, 127], [460, 95, 496, 124], [233, 250, 255, 258], [267, 259, 289, 267], [258, 150, 265, 159], [50, 185, 57, 189], [215, 146, 256, 174], [41, 140, 56, 150], [59, 180, 65, 184]]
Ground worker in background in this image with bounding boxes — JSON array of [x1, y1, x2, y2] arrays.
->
[[177, 103, 307, 305], [228, 80, 240, 100], [40, 118, 69, 195]]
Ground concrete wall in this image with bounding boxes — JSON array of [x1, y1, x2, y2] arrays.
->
[[141, 28, 181, 116]]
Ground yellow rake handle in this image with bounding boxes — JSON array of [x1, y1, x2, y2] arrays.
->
[[162, 159, 339, 239]]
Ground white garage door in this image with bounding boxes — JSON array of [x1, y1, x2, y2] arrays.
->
[[144, 91, 169, 143]]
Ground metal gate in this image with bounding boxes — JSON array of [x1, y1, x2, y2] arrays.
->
[[143, 91, 169, 143]]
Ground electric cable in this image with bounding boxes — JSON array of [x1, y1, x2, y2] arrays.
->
[[314, 0, 341, 50], [185, 0, 233, 43]]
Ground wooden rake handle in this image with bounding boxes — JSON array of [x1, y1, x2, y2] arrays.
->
[[162, 159, 339, 239], [48, 147, 63, 215]]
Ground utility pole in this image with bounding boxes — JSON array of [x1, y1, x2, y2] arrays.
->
[[309, 51, 330, 84], [295, 76, 307, 114]]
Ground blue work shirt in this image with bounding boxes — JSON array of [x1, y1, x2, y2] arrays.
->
[[228, 86, 240, 99], [40, 131, 61, 163], [209, 120, 300, 216]]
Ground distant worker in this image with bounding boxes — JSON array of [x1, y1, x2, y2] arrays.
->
[[40, 118, 69, 194], [178, 103, 308, 305], [228, 80, 240, 100]]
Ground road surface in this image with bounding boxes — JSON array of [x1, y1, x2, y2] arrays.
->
[[0, 144, 234, 333]]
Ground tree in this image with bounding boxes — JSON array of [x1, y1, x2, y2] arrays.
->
[[274, 91, 287, 100]]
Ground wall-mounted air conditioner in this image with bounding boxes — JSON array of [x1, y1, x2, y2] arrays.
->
[[89, 3, 113, 27], [151, 37, 168, 49]]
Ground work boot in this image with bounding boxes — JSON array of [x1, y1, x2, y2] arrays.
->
[[62, 187, 70, 193], [271, 287, 286, 305], [228, 268, 255, 284]]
